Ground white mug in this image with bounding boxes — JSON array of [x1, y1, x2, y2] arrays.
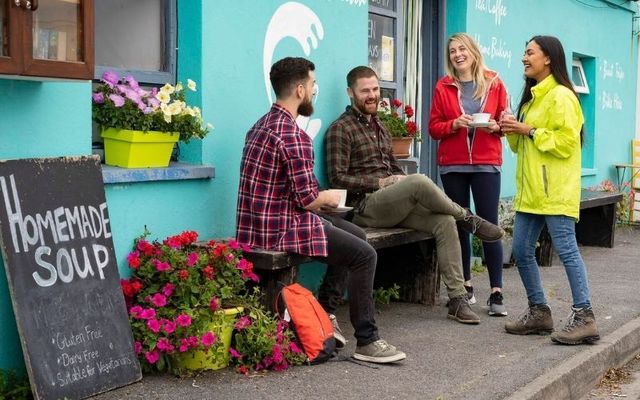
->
[[330, 189, 347, 208], [472, 113, 491, 123]]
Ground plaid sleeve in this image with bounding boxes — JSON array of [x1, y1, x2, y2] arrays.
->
[[282, 127, 318, 208], [325, 120, 380, 190]]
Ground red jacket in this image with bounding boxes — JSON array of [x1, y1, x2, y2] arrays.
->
[[428, 71, 507, 166]]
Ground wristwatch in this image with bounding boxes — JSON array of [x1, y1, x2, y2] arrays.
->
[[528, 128, 535, 139]]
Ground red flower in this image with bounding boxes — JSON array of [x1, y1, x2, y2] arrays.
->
[[238, 365, 249, 375], [202, 265, 214, 280], [177, 269, 189, 280], [136, 239, 155, 256], [404, 105, 414, 118], [126, 251, 141, 269], [392, 98, 402, 108], [406, 121, 418, 135]]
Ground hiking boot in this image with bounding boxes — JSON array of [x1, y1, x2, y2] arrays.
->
[[353, 339, 406, 364], [447, 294, 481, 324], [457, 209, 505, 242], [487, 291, 508, 317], [465, 285, 477, 305], [505, 304, 554, 335], [328, 314, 347, 349], [550, 308, 600, 345]]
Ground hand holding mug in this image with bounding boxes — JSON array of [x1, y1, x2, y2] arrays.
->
[[452, 114, 473, 131]]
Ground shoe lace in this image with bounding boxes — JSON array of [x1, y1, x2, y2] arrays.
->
[[561, 309, 586, 332], [462, 213, 482, 234], [373, 339, 391, 351]]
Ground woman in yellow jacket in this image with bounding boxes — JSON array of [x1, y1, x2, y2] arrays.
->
[[499, 35, 599, 345]]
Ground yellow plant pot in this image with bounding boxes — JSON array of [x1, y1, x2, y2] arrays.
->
[[101, 127, 179, 168], [171, 307, 243, 371]]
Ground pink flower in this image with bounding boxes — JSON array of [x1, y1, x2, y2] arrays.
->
[[229, 347, 242, 359], [153, 259, 171, 272], [162, 283, 174, 297], [228, 239, 240, 250], [101, 70, 119, 87], [289, 342, 302, 354], [144, 350, 160, 364], [234, 316, 251, 330], [92, 92, 105, 104], [241, 244, 251, 252], [209, 296, 219, 312], [163, 321, 176, 335], [201, 331, 216, 347], [151, 293, 167, 307], [126, 251, 140, 269], [139, 308, 156, 320], [147, 319, 161, 333], [108, 94, 125, 107], [188, 336, 199, 347], [179, 339, 190, 353], [129, 305, 143, 319], [156, 338, 174, 353], [176, 314, 192, 327], [187, 252, 199, 267], [272, 345, 284, 364], [134, 341, 142, 355]]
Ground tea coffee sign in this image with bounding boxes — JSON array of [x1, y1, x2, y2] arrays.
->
[[0, 156, 141, 399]]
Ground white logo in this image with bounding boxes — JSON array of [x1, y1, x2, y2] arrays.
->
[[263, 2, 324, 139]]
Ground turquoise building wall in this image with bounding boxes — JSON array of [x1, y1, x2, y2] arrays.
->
[[0, 0, 367, 372], [446, 0, 638, 196]]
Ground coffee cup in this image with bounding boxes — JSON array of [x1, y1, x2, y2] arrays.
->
[[330, 189, 347, 208], [472, 113, 491, 124]]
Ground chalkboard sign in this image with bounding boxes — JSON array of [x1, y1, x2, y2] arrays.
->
[[368, 12, 395, 82], [0, 156, 141, 400]]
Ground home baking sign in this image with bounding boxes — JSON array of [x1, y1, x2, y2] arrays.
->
[[0, 156, 141, 400]]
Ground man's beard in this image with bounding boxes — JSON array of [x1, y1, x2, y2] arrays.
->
[[353, 95, 379, 116], [298, 97, 314, 117]]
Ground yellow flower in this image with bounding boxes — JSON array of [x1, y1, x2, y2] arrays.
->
[[168, 101, 183, 115], [155, 91, 170, 104], [193, 106, 201, 117], [187, 79, 197, 91], [175, 82, 183, 92], [160, 83, 175, 95]]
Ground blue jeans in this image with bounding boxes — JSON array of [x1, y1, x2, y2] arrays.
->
[[511, 212, 592, 309]]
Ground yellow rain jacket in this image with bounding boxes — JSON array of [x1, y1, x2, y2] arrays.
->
[[506, 75, 584, 219]]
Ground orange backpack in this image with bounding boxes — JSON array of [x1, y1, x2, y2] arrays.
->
[[276, 283, 336, 364]]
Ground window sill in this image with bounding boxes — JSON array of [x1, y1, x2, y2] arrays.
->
[[581, 168, 598, 177], [102, 162, 215, 184]]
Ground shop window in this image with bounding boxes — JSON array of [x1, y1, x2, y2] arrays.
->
[[572, 59, 589, 94], [94, 0, 176, 85], [368, 0, 404, 100]]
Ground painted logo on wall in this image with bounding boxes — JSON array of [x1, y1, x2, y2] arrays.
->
[[263, 2, 325, 139]]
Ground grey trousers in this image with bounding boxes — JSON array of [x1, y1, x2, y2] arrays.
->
[[352, 174, 467, 298]]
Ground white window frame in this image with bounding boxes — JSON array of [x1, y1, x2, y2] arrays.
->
[[572, 59, 590, 94]]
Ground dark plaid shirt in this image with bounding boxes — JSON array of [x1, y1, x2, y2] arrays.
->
[[325, 106, 404, 206], [236, 104, 328, 257]]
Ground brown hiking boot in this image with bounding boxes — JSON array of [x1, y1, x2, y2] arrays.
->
[[447, 294, 480, 324], [505, 304, 554, 335], [457, 209, 504, 242], [551, 308, 600, 345]]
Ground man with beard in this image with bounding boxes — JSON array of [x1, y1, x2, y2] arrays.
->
[[237, 58, 406, 364], [324, 66, 505, 324]]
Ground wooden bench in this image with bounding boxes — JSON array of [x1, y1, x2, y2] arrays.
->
[[536, 189, 623, 266], [243, 227, 439, 311]]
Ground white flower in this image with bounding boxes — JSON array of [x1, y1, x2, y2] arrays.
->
[[155, 91, 170, 104], [187, 79, 197, 91], [160, 83, 175, 95], [175, 82, 183, 92], [206, 123, 214, 130]]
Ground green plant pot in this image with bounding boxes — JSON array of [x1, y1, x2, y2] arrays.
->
[[101, 127, 179, 168], [171, 307, 243, 371]]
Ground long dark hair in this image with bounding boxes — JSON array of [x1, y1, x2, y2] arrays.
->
[[516, 35, 584, 144]]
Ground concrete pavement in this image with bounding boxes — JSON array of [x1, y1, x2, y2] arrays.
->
[[92, 226, 640, 400]]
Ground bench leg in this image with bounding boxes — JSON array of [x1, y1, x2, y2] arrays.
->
[[373, 240, 440, 306], [255, 266, 298, 313], [536, 226, 554, 267], [576, 204, 617, 247]]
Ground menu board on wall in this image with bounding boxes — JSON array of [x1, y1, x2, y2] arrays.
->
[[0, 156, 141, 400]]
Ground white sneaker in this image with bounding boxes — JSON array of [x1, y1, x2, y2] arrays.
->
[[328, 314, 347, 349]]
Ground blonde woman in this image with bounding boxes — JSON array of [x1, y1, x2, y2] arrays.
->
[[428, 33, 509, 316]]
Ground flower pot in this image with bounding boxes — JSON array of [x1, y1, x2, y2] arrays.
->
[[101, 127, 179, 168], [171, 307, 243, 371], [391, 137, 413, 159]]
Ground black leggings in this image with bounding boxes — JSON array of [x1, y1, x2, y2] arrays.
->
[[440, 172, 503, 288]]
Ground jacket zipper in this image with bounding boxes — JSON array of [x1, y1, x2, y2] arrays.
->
[[541, 165, 549, 197]]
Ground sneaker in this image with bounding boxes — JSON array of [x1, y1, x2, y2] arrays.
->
[[505, 304, 554, 335], [328, 314, 347, 349], [465, 285, 477, 305], [457, 209, 505, 243], [447, 294, 480, 324], [353, 339, 406, 364], [487, 291, 507, 316], [550, 308, 600, 345]]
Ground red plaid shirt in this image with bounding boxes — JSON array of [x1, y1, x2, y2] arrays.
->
[[236, 104, 328, 257]]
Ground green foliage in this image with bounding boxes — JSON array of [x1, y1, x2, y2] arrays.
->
[[374, 284, 401, 306], [498, 198, 515, 237], [0, 369, 32, 400], [92, 71, 211, 142], [471, 258, 487, 274], [377, 99, 421, 141]]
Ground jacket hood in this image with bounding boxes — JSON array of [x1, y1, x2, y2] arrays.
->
[[441, 69, 500, 86]]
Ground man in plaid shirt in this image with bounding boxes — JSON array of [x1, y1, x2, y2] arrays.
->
[[237, 58, 405, 364], [325, 66, 505, 325]]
